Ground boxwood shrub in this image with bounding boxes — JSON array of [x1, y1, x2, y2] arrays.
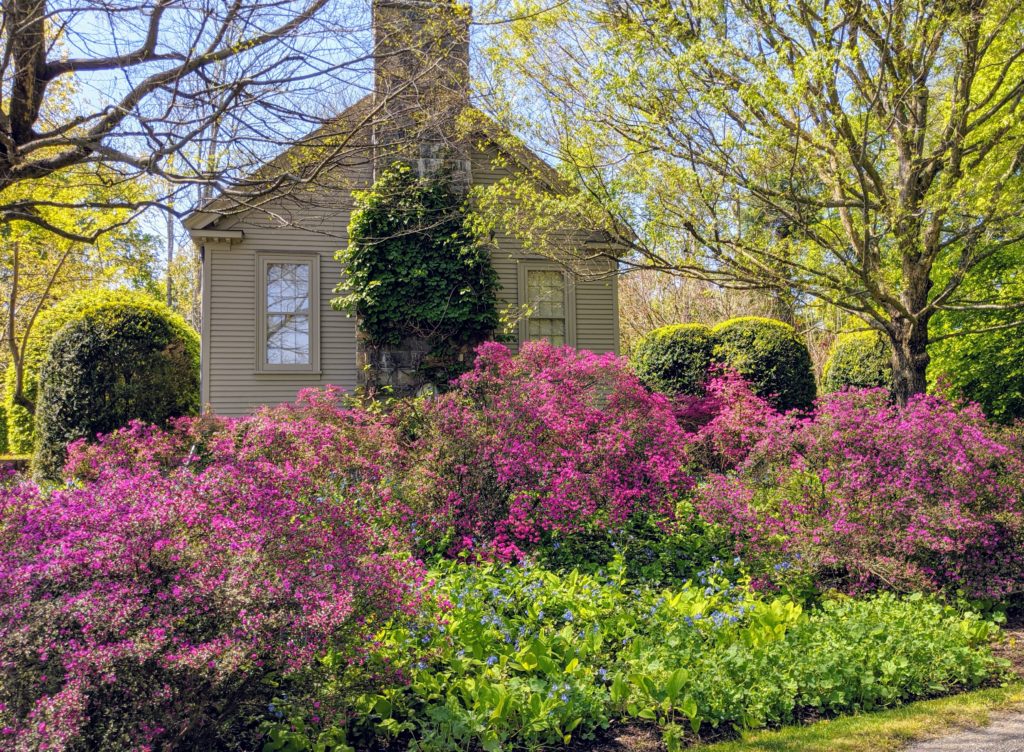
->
[[3, 289, 173, 454], [630, 323, 716, 396], [711, 317, 816, 411], [822, 331, 893, 393], [33, 297, 199, 479]]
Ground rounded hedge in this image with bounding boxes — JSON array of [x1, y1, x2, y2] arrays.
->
[[711, 316, 816, 411], [4, 289, 180, 454], [630, 324, 716, 396], [33, 298, 200, 480], [822, 331, 893, 393]]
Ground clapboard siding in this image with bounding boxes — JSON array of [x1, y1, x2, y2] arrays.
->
[[204, 221, 358, 416], [200, 140, 618, 416]]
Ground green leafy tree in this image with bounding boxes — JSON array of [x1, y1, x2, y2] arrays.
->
[[333, 162, 500, 379], [928, 253, 1024, 422], [481, 0, 1024, 404]]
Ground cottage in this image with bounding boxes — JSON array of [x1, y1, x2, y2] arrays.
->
[[185, 0, 620, 415]]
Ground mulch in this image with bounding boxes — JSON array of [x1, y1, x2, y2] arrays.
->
[[993, 627, 1024, 680]]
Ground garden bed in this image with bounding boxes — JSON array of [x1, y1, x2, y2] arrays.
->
[[1, 343, 1022, 751]]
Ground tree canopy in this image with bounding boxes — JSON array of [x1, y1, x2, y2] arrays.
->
[[480, 0, 1024, 403]]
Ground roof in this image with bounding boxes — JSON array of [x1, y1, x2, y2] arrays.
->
[[184, 97, 628, 250]]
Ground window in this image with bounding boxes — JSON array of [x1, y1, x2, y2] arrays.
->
[[257, 254, 319, 372], [519, 264, 574, 347]]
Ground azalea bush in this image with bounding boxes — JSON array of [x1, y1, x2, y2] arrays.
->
[[695, 385, 1024, 599], [400, 341, 692, 560], [267, 560, 1006, 752], [0, 395, 424, 751], [65, 385, 402, 490]]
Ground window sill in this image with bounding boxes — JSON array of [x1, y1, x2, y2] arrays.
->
[[253, 369, 322, 377]]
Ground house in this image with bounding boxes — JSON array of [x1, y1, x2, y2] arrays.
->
[[184, 0, 620, 416]]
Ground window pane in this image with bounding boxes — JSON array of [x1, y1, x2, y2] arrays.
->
[[527, 270, 565, 318], [266, 314, 310, 365], [526, 269, 566, 345], [266, 262, 311, 366], [267, 263, 309, 314]]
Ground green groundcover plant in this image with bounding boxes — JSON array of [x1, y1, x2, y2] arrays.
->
[[265, 559, 1007, 752]]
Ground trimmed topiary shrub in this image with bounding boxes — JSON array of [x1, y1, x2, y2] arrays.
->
[[630, 323, 716, 396], [3, 289, 170, 454], [33, 298, 199, 479], [822, 331, 893, 393], [711, 316, 816, 411]]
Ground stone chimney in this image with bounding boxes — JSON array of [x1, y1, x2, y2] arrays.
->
[[372, 0, 471, 182]]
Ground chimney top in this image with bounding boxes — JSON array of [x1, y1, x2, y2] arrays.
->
[[372, 0, 471, 181]]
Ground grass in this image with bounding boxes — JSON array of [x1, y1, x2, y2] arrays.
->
[[698, 684, 1024, 752]]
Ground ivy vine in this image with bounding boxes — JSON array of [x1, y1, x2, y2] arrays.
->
[[333, 162, 500, 372]]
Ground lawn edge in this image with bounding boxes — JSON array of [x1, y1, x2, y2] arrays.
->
[[695, 683, 1024, 752]]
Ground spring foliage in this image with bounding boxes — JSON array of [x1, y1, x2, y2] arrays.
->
[[630, 323, 717, 396], [694, 382, 1024, 599], [1, 344, 1022, 750], [1, 397, 424, 751], [711, 318, 816, 411], [822, 331, 893, 393], [403, 341, 693, 561], [266, 560, 1004, 752], [32, 295, 199, 479], [630, 318, 816, 411], [4, 289, 170, 454], [334, 162, 500, 359]]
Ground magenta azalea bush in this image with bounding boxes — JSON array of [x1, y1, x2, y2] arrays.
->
[[694, 384, 1024, 599], [402, 341, 692, 560], [0, 396, 423, 751]]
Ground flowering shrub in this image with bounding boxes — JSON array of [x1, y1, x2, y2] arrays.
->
[[402, 341, 692, 559], [695, 388, 1024, 598], [0, 396, 424, 751], [65, 385, 401, 488]]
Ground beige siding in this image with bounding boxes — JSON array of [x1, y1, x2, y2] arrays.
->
[[471, 143, 620, 356], [202, 191, 362, 416], [199, 141, 618, 416]]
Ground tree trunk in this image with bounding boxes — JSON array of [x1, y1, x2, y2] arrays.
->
[[889, 315, 930, 406]]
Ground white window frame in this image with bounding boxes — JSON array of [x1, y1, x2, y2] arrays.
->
[[256, 253, 320, 374], [517, 262, 576, 347]]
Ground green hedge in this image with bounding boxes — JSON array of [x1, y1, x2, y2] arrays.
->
[[822, 331, 893, 393], [4, 289, 175, 454], [929, 326, 1024, 424], [33, 297, 199, 480], [711, 316, 816, 411], [629, 324, 716, 396]]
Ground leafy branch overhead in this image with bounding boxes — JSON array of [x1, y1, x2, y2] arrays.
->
[[481, 0, 1024, 403], [333, 162, 499, 354]]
